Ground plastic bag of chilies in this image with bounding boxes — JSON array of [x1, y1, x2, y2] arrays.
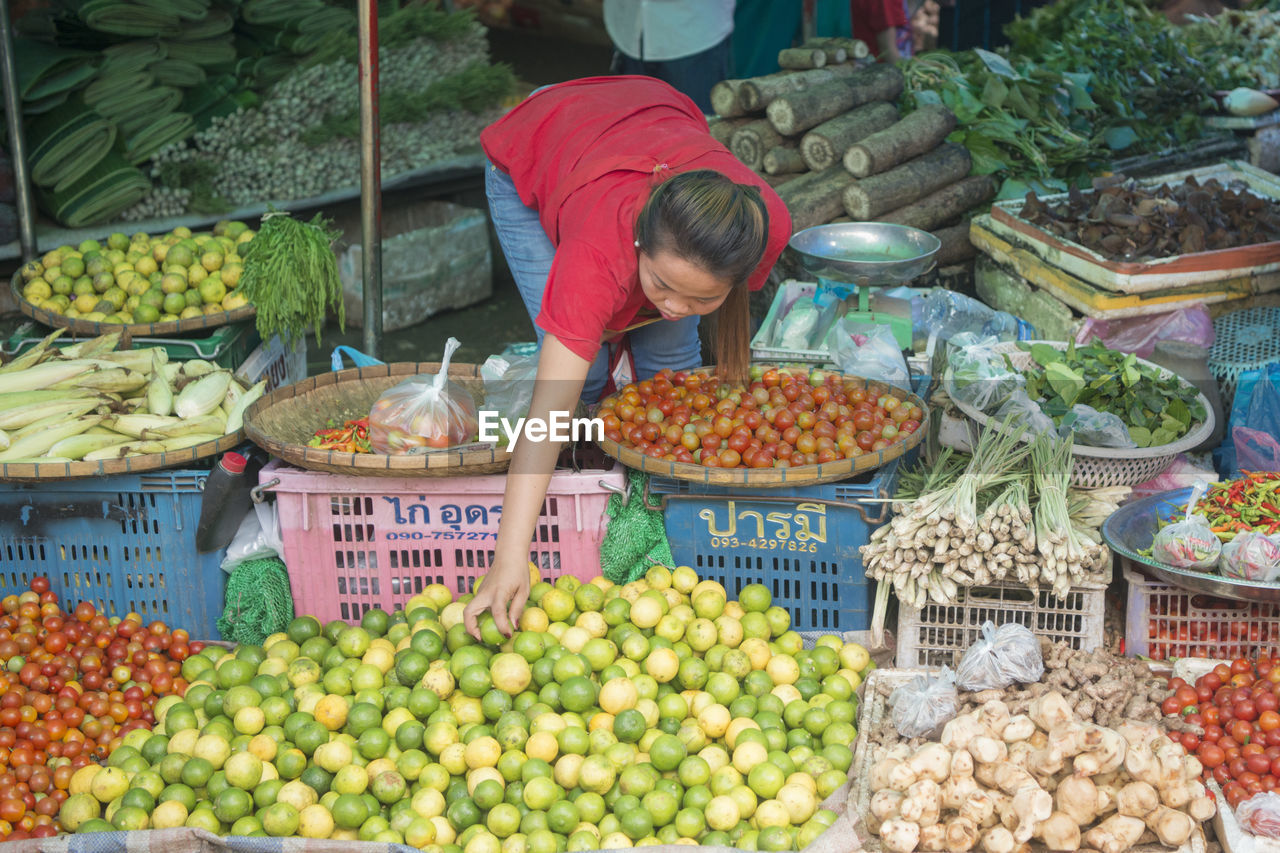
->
[[1221, 532, 1280, 582], [1150, 482, 1221, 571]]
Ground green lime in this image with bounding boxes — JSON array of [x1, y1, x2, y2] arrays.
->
[[333, 792, 370, 829], [288, 616, 322, 644]]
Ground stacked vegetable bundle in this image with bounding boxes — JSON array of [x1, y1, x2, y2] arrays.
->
[[709, 45, 989, 267], [861, 419, 1123, 610], [133, 4, 514, 219], [0, 329, 263, 463]]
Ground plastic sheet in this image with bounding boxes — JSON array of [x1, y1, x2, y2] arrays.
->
[[1076, 305, 1215, 359], [890, 667, 960, 738], [955, 622, 1046, 692], [369, 337, 479, 454]]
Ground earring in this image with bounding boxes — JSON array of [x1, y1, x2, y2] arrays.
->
[[634, 240, 640, 248]]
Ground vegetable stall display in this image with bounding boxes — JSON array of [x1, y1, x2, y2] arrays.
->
[[1198, 473, 1280, 539], [864, 697, 1214, 853], [948, 340, 1208, 450], [17, 222, 253, 325], [598, 367, 923, 470], [0, 578, 195, 841], [860, 421, 1117, 608], [55, 567, 875, 850], [1160, 658, 1280, 810], [0, 330, 263, 462]]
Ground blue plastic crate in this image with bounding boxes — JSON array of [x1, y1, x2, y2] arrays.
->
[[0, 471, 227, 639], [651, 459, 902, 633]]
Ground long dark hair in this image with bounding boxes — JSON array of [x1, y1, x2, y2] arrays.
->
[[635, 170, 770, 381]]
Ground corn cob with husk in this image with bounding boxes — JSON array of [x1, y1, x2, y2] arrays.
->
[[0, 333, 275, 464]]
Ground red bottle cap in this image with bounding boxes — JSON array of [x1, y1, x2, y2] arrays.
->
[[222, 452, 247, 474]]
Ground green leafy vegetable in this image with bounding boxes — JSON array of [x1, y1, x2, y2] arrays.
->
[[1009, 340, 1205, 446], [237, 207, 344, 348]]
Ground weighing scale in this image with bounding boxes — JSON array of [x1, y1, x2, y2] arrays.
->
[[787, 222, 942, 350]]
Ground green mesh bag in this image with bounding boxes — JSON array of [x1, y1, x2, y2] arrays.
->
[[218, 556, 295, 645], [599, 468, 673, 585]]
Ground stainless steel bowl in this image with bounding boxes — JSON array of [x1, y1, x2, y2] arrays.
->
[[1103, 487, 1280, 603], [788, 222, 942, 286]]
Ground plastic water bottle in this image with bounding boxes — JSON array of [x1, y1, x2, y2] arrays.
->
[[196, 451, 253, 553]]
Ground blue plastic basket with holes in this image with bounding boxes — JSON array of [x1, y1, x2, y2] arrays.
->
[[648, 373, 931, 634], [1209, 307, 1280, 412], [0, 471, 226, 639]]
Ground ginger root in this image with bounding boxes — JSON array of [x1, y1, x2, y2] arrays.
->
[[1036, 811, 1082, 852], [1082, 814, 1145, 853]]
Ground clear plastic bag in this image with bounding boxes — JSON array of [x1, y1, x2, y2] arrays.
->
[[1236, 791, 1280, 839], [220, 501, 284, 572], [1075, 305, 1214, 359], [1150, 482, 1221, 571], [945, 335, 1023, 412], [1065, 403, 1135, 448], [922, 289, 1020, 343], [369, 337, 479, 454], [1221, 532, 1280, 582], [996, 389, 1056, 436], [890, 667, 960, 738], [830, 321, 910, 389], [774, 299, 822, 349], [955, 622, 1045, 692], [481, 352, 539, 425]]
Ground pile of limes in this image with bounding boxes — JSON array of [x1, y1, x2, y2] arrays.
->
[[57, 566, 875, 852], [17, 221, 253, 325]]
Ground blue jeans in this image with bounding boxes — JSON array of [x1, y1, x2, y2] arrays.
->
[[484, 160, 703, 403]]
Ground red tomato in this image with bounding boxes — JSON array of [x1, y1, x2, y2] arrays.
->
[[1199, 743, 1226, 768]]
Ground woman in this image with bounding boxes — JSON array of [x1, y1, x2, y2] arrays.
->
[[463, 76, 792, 640]]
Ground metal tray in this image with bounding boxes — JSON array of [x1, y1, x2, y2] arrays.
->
[[1103, 486, 1280, 603], [986, 161, 1280, 293]]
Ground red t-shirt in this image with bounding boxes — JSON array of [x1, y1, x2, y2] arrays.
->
[[851, 0, 908, 55], [480, 76, 793, 363]]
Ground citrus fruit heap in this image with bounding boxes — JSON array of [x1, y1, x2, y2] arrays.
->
[[16, 221, 254, 325], [598, 367, 924, 469], [58, 566, 876, 852], [0, 578, 194, 840]]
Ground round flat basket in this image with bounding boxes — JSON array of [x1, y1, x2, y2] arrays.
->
[[0, 431, 242, 482], [596, 368, 928, 487], [11, 271, 255, 338], [1103, 486, 1280, 603], [948, 340, 1215, 489], [244, 362, 512, 477]]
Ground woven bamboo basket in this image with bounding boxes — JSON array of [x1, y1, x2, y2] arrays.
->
[[11, 272, 256, 339], [243, 362, 513, 477], [597, 369, 928, 487], [0, 432, 243, 483]]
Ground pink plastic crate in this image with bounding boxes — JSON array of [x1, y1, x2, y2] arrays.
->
[[261, 461, 625, 623], [1123, 560, 1280, 661]]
